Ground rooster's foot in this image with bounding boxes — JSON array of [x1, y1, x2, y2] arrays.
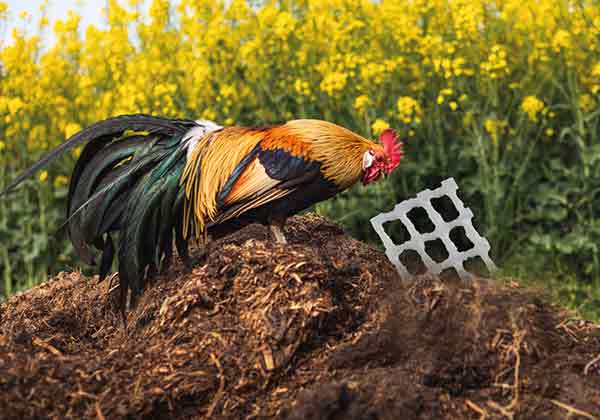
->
[[269, 223, 288, 244]]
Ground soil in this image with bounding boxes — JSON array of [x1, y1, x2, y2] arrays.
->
[[1, 214, 600, 419]]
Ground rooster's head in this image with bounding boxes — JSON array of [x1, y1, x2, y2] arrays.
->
[[361, 129, 403, 185]]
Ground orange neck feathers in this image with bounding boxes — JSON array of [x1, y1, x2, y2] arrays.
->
[[282, 119, 376, 189]]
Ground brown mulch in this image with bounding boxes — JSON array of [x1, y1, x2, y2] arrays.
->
[[1, 213, 600, 419]]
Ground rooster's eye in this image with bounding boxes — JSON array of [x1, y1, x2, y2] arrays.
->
[[362, 150, 375, 170]]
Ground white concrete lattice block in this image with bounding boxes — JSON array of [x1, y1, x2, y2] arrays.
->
[[370, 178, 497, 281]]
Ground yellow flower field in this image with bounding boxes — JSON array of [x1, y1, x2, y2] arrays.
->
[[1, 0, 600, 317], [0, 0, 597, 152]]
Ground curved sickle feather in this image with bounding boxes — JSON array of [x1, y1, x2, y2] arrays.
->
[[0, 114, 195, 197]]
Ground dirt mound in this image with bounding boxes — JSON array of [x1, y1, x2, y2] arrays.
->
[[1, 214, 600, 419]]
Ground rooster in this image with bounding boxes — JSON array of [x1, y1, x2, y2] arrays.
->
[[2, 115, 403, 308]]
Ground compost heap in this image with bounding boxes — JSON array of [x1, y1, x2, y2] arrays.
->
[[1, 214, 599, 419]]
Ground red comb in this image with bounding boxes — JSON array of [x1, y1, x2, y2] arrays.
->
[[380, 129, 403, 173]]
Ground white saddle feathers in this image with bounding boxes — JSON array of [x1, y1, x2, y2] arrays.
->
[[184, 119, 223, 161]]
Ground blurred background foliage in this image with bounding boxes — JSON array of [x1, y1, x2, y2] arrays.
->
[[1, 0, 600, 319]]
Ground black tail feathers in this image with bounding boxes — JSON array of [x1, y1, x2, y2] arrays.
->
[[2, 114, 201, 312]]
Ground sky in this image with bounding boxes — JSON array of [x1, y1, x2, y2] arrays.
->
[[3, 0, 107, 44]]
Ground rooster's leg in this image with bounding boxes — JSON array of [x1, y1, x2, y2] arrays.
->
[[269, 217, 288, 244], [200, 228, 211, 261], [175, 225, 192, 269]]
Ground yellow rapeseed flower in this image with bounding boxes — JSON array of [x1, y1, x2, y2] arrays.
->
[[64, 122, 82, 139], [481, 44, 509, 79], [452, 57, 466, 76], [552, 29, 571, 51], [579, 94, 596, 113], [320, 72, 347, 96], [294, 79, 310, 96], [360, 62, 387, 85], [371, 119, 390, 135], [521, 96, 545, 122], [592, 62, 600, 78], [54, 175, 69, 188], [484, 119, 496, 136], [397, 96, 422, 124], [0, 140, 5, 151], [8, 98, 24, 115], [484, 118, 508, 145], [39, 170, 48, 182], [354, 95, 370, 113]]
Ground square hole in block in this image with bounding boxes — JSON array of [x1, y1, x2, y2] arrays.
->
[[439, 267, 461, 283], [383, 219, 411, 246], [406, 207, 435, 234], [399, 249, 427, 276], [449, 226, 474, 251], [464, 256, 491, 278], [425, 239, 449, 263], [431, 195, 460, 222]]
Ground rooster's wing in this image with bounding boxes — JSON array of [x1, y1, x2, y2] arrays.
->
[[209, 147, 322, 226]]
